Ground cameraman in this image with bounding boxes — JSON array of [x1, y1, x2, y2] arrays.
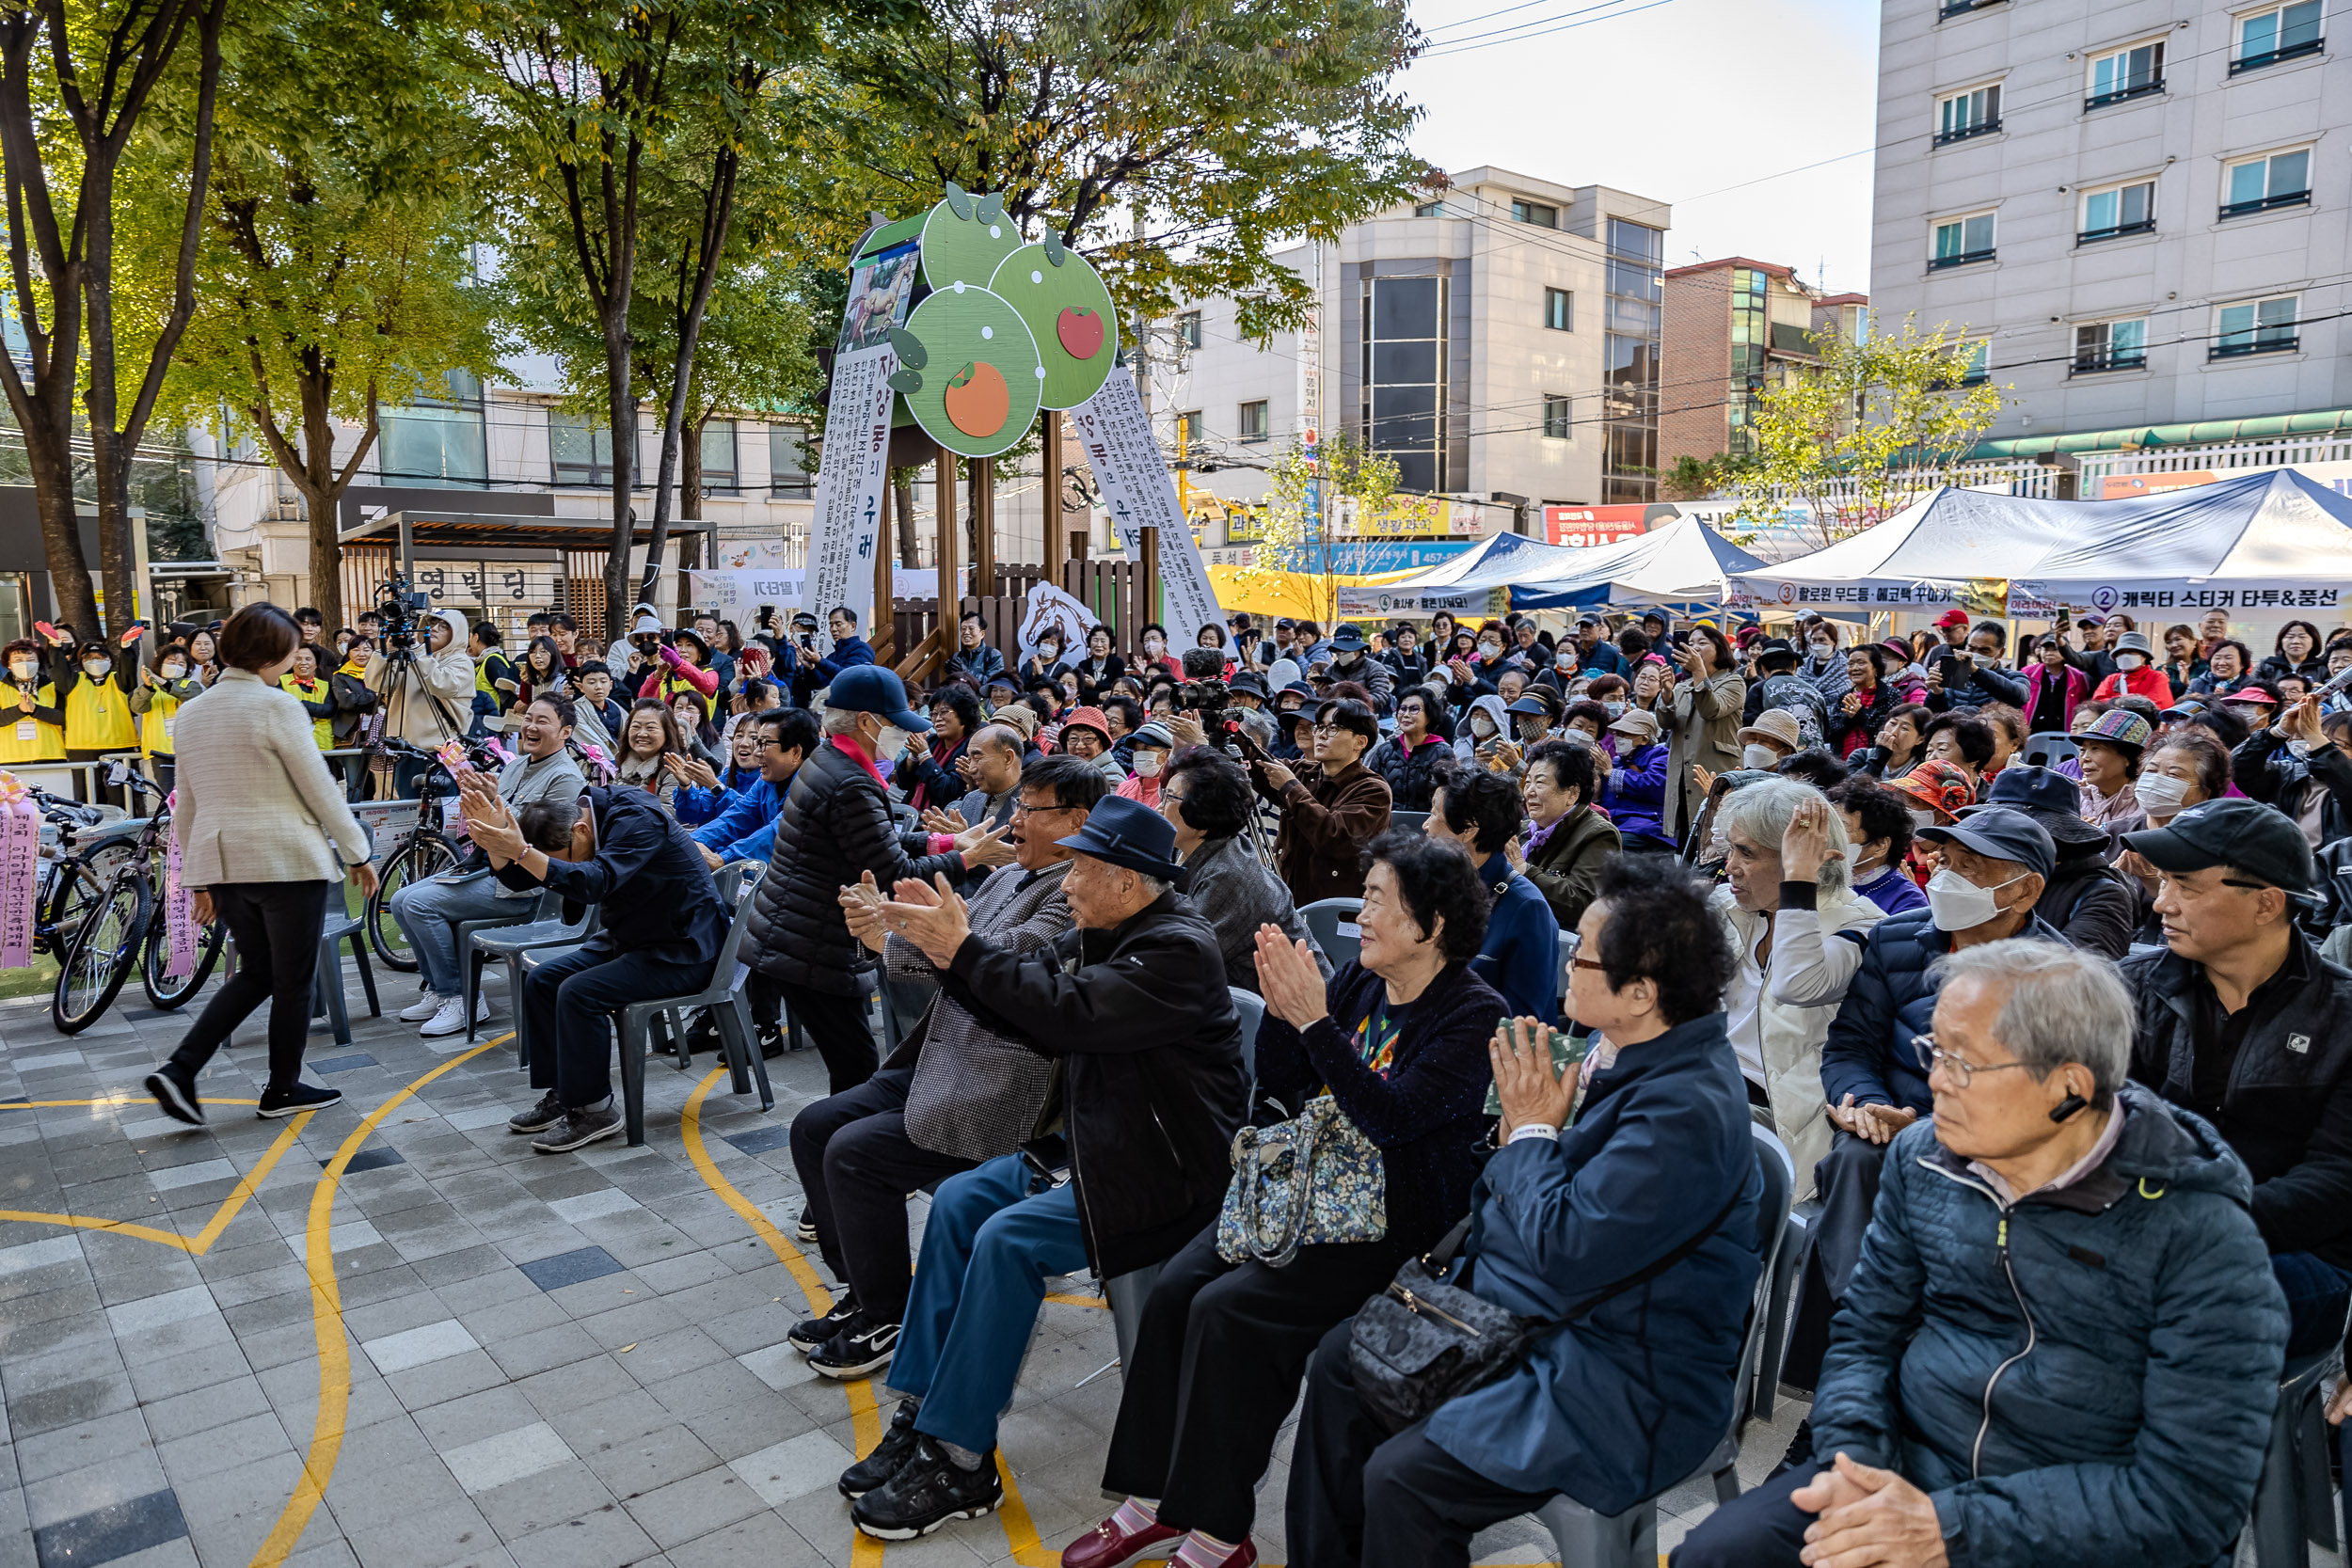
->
[[1249, 696, 1394, 906], [364, 605, 475, 790], [1924, 621, 2026, 715]]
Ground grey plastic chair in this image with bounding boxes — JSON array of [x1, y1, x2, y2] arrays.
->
[[1104, 1261, 1163, 1373], [2246, 1339, 2344, 1565], [453, 883, 566, 1040], [492, 901, 604, 1069], [1391, 809, 1429, 835], [1299, 897, 1364, 971], [1534, 1123, 1796, 1567], [614, 862, 773, 1146], [309, 911, 381, 1048], [1557, 929, 1578, 999], [2022, 731, 2079, 769]]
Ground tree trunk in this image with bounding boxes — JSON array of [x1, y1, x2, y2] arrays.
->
[[677, 412, 704, 615], [964, 457, 981, 567], [893, 471, 918, 567], [599, 319, 637, 636]]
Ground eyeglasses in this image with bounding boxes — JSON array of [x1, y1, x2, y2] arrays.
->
[[1910, 1033, 2032, 1088], [1010, 800, 1079, 817], [1559, 931, 1607, 974]]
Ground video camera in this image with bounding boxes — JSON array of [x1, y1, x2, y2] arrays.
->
[[1176, 646, 1259, 760], [377, 573, 433, 653]]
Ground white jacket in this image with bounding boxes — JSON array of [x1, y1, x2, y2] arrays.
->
[[363, 608, 476, 745], [1712, 880, 1887, 1195], [173, 668, 371, 887]]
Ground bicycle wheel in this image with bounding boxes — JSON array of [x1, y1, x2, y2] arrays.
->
[[37, 856, 107, 959], [141, 900, 225, 1010], [366, 836, 459, 973], [52, 871, 151, 1034]]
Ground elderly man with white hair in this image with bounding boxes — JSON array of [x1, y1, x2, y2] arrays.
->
[[1674, 939, 2288, 1568], [1710, 778, 1887, 1189]]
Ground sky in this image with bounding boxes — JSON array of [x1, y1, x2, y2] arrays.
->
[[1398, 0, 1885, 295]]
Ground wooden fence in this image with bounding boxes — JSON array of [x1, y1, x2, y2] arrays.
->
[[890, 560, 1155, 687]]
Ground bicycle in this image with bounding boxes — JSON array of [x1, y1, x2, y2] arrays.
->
[[361, 737, 501, 973], [51, 769, 223, 1033], [27, 786, 144, 961]]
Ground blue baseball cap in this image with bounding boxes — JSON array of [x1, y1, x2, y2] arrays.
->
[[823, 666, 930, 732]]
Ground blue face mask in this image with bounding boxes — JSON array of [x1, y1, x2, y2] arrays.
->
[[1605, 700, 1626, 718]]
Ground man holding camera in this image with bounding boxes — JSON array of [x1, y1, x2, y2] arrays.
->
[[1249, 696, 1393, 906], [363, 605, 475, 793]]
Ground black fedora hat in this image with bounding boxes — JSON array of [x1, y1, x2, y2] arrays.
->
[[1056, 796, 1187, 883]]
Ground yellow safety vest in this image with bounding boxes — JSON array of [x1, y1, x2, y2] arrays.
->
[[141, 683, 184, 756], [0, 678, 63, 764], [62, 669, 135, 752], [279, 674, 334, 750]]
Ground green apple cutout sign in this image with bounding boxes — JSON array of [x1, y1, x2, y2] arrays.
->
[[917, 183, 1022, 291], [989, 242, 1119, 410], [894, 282, 1044, 459]]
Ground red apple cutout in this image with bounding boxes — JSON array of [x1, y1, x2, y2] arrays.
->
[[943, 361, 1011, 438], [1057, 306, 1104, 361]]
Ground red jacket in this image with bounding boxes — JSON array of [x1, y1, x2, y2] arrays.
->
[[2093, 663, 2172, 705]]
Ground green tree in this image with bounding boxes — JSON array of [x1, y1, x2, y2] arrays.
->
[[155, 0, 502, 628], [1730, 318, 2005, 549], [1239, 431, 1400, 611], [0, 0, 226, 635]]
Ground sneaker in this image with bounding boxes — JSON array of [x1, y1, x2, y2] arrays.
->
[[837, 1398, 923, 1498], [850, 1436, 1000, 1539], [507, 1090, 566, 1135], [809, 1315, 901, 1379], [399, 992, 448, 1022], [144, 1065, 203, 1126], [684, 1013, 721, 1055], [531, 1103, 624, 1153], [471, 990, 493, 1023], [257, 1081, 342, 1118], [756, 1022, 787, 1060], [418, 995, 469, 1037], [788, 1291, 858, 1353], [794, 1208, 818, 1243]]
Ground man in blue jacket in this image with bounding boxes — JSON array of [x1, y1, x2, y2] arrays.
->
[[791, 605, 875, 705], [1785, 806, 2064, 1389], [1676, 940, 2286, 1568], [691, 707, 818, 869]]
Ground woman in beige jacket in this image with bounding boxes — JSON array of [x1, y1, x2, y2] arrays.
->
[[144, 605, 378, 1126], [1661, 625, 1746, 843]]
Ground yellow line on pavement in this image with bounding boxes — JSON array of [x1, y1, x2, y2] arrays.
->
[[680, 1068, 885, 1568], [0, 1112, 311, 1253], [0, 1095, 262, 1107], [246, 1036, 505, 1568]]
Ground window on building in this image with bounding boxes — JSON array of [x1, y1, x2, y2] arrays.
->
[[2233, 0, 2323, 71], [2086, 40, 2165, 107], [2221, 149, 2312, 217], [1727, 268, 1770, 456], [379, 371, 488, 487], [769, 423, 811, 497], [1238, 400, 1268, 442], [1361, 274, 1446, 494], [1937, 0, 1998, 18], [1512, 198, 1559, 229], [1955, 340, 1991, 386], [1413, 200, 1446, 217], [1175, 311, 1201, 349], [1934, 83, 2002, 144], [548, 411, 615, 488], [2072, 319, 2148, 373], [1930, 212, 1996, 269], [698, 420, 737, 493], [1544, 288, 1573, 332], [2079, 181, 2156, 242], [1542, 395, 1572, 439], [1602, 219, 1662, 504], [2214, 294, 2299, 356]]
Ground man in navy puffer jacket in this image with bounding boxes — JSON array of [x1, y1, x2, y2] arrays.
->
[[1676, 940, 2286, 1568]]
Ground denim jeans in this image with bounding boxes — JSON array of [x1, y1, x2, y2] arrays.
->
[[388, 869, 529, 997]]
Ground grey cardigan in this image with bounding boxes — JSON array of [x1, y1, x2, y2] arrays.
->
[[1178, 832, 1331, 993], [172, 668, 371, 887]]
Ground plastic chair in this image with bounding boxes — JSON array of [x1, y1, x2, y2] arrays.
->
[[2022, 731, 2078, 769], [1391, 810, 1429, 835], [488, 901, 604, 1069], [1535, 1124, 1796, 1566], [453, 884, 567, 1040], [614, 863, 772, 1146], [2246, 1342, 2344, 1566], [309, 911, 381, 1049], [1103, 1261, 1163, 1373], [1299, 897, 1364, 971], [1558, 930, 1579, 999]]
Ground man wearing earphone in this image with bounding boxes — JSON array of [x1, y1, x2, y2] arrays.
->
[[2116, 799, 2352, 1361]]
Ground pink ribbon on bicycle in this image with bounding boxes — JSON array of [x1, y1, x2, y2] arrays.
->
[[0, 784, 37, 969], [164, 791, 195, 979]]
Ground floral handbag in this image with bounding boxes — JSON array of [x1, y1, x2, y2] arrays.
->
[[1216, 1094, 1386, 1267]]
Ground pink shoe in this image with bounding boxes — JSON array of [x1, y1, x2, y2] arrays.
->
[[1059, 1513, 1183, 1568]]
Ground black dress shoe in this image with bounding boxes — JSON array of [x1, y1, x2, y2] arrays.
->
[[850, 1436, 1000, 1539]]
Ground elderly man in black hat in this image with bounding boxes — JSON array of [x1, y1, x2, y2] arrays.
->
[[840, 795, 1248, 1541], [2119, 798, 2352, 1356]]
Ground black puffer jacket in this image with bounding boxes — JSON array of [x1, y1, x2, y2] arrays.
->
[[744, 738, 963, 996], [2034, 851, 2136, 959], [2122, 937, 2352, 1271], [946, 889, 1248, 1276], [2232, 729, 2352, 849], [1365, 731, 1454, 812]]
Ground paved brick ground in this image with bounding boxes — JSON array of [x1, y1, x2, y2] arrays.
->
[[0, 955, 1868, 1568]]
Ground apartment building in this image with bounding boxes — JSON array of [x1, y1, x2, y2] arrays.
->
[[1870, 0, 2352, 452], [1659, 258, 1870, 469], [1158, 166, 1673, 521]]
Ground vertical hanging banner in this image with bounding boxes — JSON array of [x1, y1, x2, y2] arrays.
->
[[803, 235, 920, 638], [163, 810, 196, 980], [0, 776, 37, 969], [1070, 368, 1224, 647]]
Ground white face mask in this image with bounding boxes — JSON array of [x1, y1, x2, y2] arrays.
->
[[2116, 652, 2145, 670], [1478, 641, 1502, 658], [1810, 641, 1834, 657], [1470, 714, 1497, 737], [161, 663, 185, 680], [1910, 809, 1937, 831], [1742, 743, 1781, 768], [1605, 700, 1626, 718], [83, 659, 109, 679], [2134, 771, 2191, 815], [1135, 752, 1164, 778], [8, 659, 34, 682], [1144, 637, 1165, 655], [876, 722, 913, 758], [1925, 865, 2025, 932]]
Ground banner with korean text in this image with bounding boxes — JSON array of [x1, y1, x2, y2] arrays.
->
[[1070, 369, 1225, 647]]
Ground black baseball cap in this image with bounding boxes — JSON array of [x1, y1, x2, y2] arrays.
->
[[2122, 800, 2317, 895], [1918, 805, 2056, 880], [1753, 638, 1799, 671]]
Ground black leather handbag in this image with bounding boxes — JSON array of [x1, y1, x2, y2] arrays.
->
[[1349, 1185, 1743, 1434]]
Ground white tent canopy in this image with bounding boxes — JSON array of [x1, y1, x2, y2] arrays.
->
[[1731, 470, 2352, 617], [1513, 515, 1770, 609], [1332, 531, 1583, 618]]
